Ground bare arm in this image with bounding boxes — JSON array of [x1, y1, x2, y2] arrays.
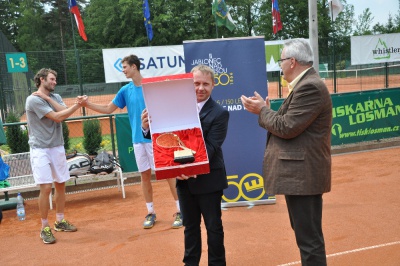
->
[[44, 103, 81, 123], [32, 91, 66, 112], [78, 95, 118, 114]]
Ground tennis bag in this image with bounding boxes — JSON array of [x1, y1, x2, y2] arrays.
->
[[66, 152, 91, 176], [89, 151, 115, 174]]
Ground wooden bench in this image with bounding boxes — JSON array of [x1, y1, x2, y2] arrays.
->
[[0, 152, 126, 209]]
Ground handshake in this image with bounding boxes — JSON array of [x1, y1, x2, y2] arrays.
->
[[75, 95, 89, 106]]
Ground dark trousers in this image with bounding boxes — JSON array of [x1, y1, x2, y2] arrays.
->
[[285, 194, 327, 266], [177, 183, 226, 266]]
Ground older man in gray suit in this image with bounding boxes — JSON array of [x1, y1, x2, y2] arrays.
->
[[241, 38, 332, 266]]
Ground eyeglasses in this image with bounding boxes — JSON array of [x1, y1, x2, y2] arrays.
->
[[277, 57, 292, 67]]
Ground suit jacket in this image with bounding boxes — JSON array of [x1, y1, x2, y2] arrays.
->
[[259, 68, 332, 195], [177, 97, 229, 195]]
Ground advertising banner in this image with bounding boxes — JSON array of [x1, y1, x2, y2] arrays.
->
[[183, 37, 276, 207], [331, 89, 400, 145], [270, 88, 400, 146], [351, 33, 400, 65], [102, 45, 184, 83], [102, 40, 299, 83]]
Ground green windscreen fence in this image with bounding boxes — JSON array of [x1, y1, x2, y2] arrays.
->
[[115, 114, 138, 173], [0, 119, 6, 144], [270, 88, 400, 146]]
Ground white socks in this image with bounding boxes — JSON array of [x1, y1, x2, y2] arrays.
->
[[146, 201, 180, 214], [146, 202, 154, 214], [56, 213, 64, 222], [41, 218, 49, 229]]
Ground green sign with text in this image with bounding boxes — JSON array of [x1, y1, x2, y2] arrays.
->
[[115, 114, 138, 173], [270, 88, 400, 146], [6, 53, 28, 73]]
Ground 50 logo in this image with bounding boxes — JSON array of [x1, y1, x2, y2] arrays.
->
[[222, 173, 266, 202], [214, 72, 234, 86]]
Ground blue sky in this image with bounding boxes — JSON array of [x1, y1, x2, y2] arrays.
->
[[347, 0, 399, 26]]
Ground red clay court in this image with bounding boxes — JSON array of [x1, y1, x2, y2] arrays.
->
[[1, 146, 399, 265]]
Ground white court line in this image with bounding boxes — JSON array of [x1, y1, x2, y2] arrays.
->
[[278, 241, 400, 266]]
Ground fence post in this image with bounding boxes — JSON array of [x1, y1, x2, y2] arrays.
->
[[109, 115, 117, 157], [385, 62, 389, 88], [0, 79, 5, 122]]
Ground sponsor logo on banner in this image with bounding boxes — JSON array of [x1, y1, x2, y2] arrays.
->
[[103, 46, 185, 83], [372, 38, 398, 60], [114, 58, 123, 72], [190, 53, 234, 87], [332, 97, 399, 126], [112, 56, 184, 73]]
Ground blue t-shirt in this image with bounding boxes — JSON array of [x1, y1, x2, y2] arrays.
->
[[112, 82, 151, 144]]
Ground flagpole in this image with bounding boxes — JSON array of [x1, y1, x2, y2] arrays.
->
[[215, 14, 219, 38], [309, 0, 319, 74], [70, 13, 86, 116], [331, 2, 337, 93]]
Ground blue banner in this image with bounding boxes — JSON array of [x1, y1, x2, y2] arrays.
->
[[183, 37, 276, 207]]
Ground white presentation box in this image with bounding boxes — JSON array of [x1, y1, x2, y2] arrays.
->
[[142, 73, 210, 180]]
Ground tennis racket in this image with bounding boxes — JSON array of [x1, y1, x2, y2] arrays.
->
[[156, 133, 196, 154]]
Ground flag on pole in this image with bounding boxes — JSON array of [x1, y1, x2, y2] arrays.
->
[[212, 0, 236, 32], [143, 0, 153, 41], [329, 0, 344, 21], [272, 0, 282, 34], [68, 0, 87, 41]]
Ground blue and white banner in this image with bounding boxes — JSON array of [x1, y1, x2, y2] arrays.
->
[[183, 37, 276, 207], [102, 45, 184, 83], [102, 41, 298, 83]]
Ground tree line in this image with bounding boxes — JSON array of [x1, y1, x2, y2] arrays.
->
[[1, 0, 399, 69]]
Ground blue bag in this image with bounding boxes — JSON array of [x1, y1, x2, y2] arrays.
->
[[0, 156, 10, 181]]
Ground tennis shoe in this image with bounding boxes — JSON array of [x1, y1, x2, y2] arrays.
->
[[143, 213, 156, 229], [40, 226, 56, 244], [54, 219, 77, 232], [172, 212, 183, 229]]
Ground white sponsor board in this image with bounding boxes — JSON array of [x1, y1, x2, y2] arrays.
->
[[102, 45, 185, 83], [351, 33, 400, 65]]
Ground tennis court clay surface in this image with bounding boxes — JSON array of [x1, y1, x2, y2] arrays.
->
[[1, 147, 399, 265]]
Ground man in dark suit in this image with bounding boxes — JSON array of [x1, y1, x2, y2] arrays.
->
[[142, 64, 229, 266], [241, 38, 332, 265]]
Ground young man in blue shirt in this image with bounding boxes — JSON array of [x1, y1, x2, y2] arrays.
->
[[79, 55, 182, 229]]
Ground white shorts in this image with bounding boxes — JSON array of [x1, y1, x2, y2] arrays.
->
[[30, 146, 70, 184], [133, 143, 154, 172]]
